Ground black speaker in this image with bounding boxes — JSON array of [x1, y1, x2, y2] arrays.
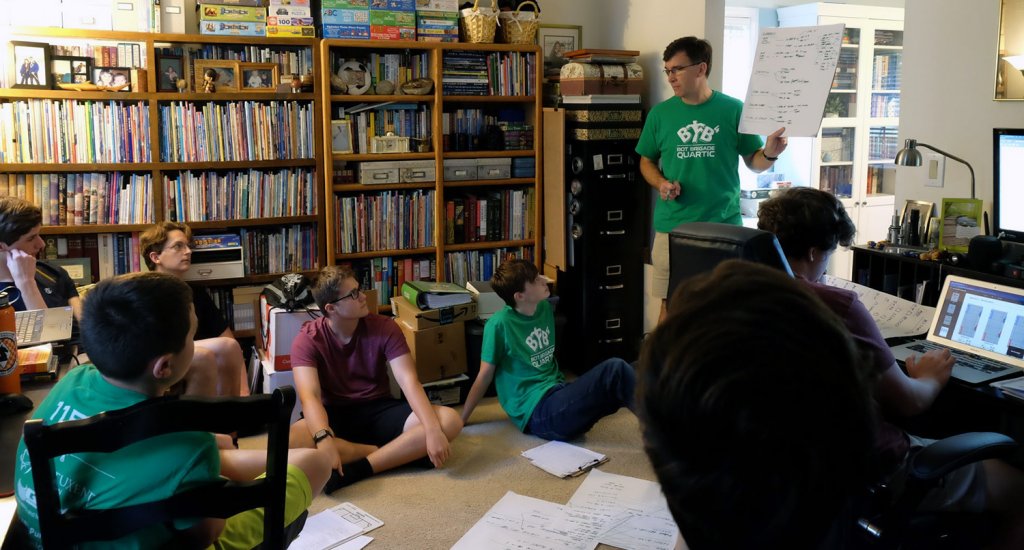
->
[[968, 235, 1004, 273]]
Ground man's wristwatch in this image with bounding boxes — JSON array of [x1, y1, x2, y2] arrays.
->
[[312, 429, 334, 445]]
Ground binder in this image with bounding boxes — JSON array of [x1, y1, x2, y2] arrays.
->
[[160, 0, 198, 34]]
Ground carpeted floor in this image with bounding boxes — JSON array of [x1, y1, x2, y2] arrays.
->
[[241, 397, 661, 549]]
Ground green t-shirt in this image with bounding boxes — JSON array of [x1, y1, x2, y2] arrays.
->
[[635, 91, 764, 232], [14, 365, 220, 549], [481, 299, 564, 431]]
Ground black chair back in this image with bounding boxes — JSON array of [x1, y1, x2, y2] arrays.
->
[[23, 387, 295, 549], [668, 222, 793, 298]]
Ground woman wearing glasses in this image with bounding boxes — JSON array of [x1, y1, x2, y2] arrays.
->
[[636, 36, 788, 324]]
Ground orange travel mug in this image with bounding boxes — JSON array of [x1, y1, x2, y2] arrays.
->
[[0, 291, 21, 394]]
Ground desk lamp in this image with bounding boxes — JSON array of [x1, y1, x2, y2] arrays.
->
[[894, 139, 976, 199]]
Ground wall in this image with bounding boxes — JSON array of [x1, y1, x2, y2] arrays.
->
[[897, 0, 1021, 224]]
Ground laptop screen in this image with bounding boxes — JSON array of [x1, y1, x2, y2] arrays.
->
[[928, 275, 1024, 367]]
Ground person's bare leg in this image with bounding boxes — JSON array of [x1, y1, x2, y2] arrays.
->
[[194, 337, 246, 397], [365, 405, 462, 473], [219, 447, 332, 494], [981, 459, 1024, 549], [289, 418, 377, 462]]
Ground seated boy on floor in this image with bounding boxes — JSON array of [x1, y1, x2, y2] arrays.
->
[[461, 259, 635, 441], [14, 272, 333, 548], [288, 265, 463, 494]]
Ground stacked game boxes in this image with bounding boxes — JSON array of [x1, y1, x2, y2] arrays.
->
[[323, 0, 415, 41], [416, 0, 458, 43], [267, 0, 315, 37], [322, 0, 371, 40], [199, 1, 267, 36], [369, 0, 415, 41]]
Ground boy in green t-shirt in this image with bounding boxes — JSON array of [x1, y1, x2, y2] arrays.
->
[[461, 259, 635, 440], [14, 272, 333, 549]]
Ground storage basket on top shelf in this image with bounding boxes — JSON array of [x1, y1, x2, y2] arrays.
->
[[459, 0, 499, 44], [498, 1, 539, 45]]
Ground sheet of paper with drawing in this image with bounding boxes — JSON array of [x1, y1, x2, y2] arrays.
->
[[739, 23, 845, 137], [451, 491, 606, 550], [567, 469, 680, 550], [823, 275, 936, 338], [290, 502, 383, 550]]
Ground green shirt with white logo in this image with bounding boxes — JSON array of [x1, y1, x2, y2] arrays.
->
[[481, 299, 563, 431], [636, 91, 764, 232]]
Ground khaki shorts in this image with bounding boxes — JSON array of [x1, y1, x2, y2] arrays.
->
[[651, 232, 670, 300]]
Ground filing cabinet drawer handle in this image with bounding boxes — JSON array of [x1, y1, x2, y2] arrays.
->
[[599, 284, 625, 290], [373, 173, 389, 180], [605, 319, 621, 329], [603, 173, 627, 180], [600, 230, 626, 236], [408, 170, 427, 178], [606, 265, 622, 275], [607, 210, 623, 221], [599, 338, 624, 344], [608, 154, 624, 165]]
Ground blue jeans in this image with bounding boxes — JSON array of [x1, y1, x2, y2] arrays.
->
[[527, 358, 636, 441]]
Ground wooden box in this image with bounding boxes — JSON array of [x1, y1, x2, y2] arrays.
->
[[558, 62, 644, 96]]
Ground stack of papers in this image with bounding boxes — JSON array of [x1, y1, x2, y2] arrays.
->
[[290, 502, 382, 550], [991, 377, 1024, 401], [521, 441, 608, 478]]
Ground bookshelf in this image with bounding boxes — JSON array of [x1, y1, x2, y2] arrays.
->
[[774, 4, 903, 279], [1, 26, 325, 333], [320, 39, 543, 309]]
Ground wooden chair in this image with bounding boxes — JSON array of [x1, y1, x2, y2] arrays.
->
[[22, 387, 296, 549]]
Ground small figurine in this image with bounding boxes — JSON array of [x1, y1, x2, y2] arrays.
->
[[202, 69, 217, 93], [176, 78, 188, 93], [290, 74, 302, 93]]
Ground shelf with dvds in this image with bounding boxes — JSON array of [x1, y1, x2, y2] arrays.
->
[[321, 39, 543, 306], [2, 26, 325, 293]]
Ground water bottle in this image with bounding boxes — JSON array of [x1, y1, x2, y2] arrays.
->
[[0, 291, 20, 395]]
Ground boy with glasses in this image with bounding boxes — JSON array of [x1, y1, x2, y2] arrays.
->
[[139, 221, 247, 398], [636, 36, 788, 324], [289, 265, 462, 493]]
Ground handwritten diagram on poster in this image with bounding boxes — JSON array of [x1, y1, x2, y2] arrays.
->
[[740, 23, 845, 137]]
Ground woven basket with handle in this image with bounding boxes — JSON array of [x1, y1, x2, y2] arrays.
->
[[498, 1, 539, 45], [459, 0, 498, 44]]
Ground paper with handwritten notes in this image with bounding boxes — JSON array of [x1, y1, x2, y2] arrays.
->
[[740, 23, 845, 137], [823, 275, 936, 338]]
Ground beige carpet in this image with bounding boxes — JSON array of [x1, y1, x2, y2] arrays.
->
[[242, 397, 660, 549]]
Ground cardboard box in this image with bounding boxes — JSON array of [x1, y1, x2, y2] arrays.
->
[[260, 296, 320, 371], [416, 0, 458, 11], [322, 7, 370, 25], [112, 0, 151, 32], [199, 4, 267, 21], [231, 285, 264, 332], [392, 295, 477, 329], [269, 4, 311, 17], [183, 246, 245, 281], [63, 0, 113, 30], [199, 20, 266, 35], [258, 357, 302, 424], [5, 0, 61, 27], [395, 318, 467, 383], [322, 23, 371, 39], [265, 25, 316, 37], [160, 0, 199, 34], [466, 280, 504, 319], [390, 373, 469, 405], [370, 25, 415, 41]]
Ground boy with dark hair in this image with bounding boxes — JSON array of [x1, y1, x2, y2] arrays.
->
[[0, 197, 80, 316], [640, 260, 877, 549], [139, 221, 247, 397], [289, 265, 463, 493], [461, 259, 635, 441], [14, 272, 332, 548]]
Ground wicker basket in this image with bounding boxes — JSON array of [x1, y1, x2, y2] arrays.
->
[[459, 0, 498, 44], [498, 1, 539, 45]]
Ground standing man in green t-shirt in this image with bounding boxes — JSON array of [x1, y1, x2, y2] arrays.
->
[[636, 36, 788, 323]]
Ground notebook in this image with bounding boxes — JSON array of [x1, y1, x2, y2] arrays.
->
[[890, 275, 1024, 385], [15, 307, 74, 347]]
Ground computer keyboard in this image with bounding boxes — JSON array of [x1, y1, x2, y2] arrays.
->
[[906, 342, 1013, 374], [16, 309, 43, 344]]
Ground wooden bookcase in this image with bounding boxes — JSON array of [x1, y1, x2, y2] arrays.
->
[[320, 39, 543, 309], [1, 27, 326, 335]]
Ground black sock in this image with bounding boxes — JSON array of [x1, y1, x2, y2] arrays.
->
[[323, 458, 374, 494]]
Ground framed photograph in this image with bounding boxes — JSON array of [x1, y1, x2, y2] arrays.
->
[[194, 59, 240, 93], [240, 63, 279, 91], [157, 54, 184, 92], [93, 66, 131, 89], [938, 198, 983, 253], [48, 257, 93, 286], [331, 120, 353, 154], [51, 56, 92, 85], [537, 24, 582, 79], [900, 199, 934, 246], [9, 41, 51, 89]]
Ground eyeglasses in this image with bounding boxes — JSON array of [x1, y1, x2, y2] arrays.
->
[[663, 61, 703, 77], [162, 242, 191, 253], [327, 287, 363, 305]]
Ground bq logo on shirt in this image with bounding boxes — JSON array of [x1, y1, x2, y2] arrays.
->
[[676, 120, 720, 159]]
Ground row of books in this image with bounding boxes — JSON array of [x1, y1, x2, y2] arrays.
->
[[39, 233, 134, 284], [0, 99, 151, 164], [158, 100, 315, 162], [441, 51, 489, 95], [239, 225, 318, 275], [347, 256, 438, 307], [194, 44, 315, 77], [441, 51, 536, 96], [335, 190, 436, 254], [444, 188, 535, 245], [163, 168, 316, 223], [52, 42, 146, 71], [330, 51, 431, 89], [337, 103, 432, 155], [6, 172, 155, 227], [443, 247, 534, 287], [872, 52, 901, 90]]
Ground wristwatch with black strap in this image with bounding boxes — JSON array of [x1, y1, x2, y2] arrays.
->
[[312, 428, 334, 445]]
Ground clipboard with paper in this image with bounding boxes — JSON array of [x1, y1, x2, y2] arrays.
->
[[521, 440, 609, 478]]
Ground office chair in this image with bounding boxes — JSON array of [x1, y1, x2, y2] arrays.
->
[[667, 222, 793, 299], [22, 386, 298, 549]]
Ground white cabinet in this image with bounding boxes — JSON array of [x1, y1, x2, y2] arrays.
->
[[774, 3, 903, 278]]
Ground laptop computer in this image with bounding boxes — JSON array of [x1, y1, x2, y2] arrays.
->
[[15, 306, 74, 347], [890, 275, 1024, 385]]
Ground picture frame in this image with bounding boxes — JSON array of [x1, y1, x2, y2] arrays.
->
[[331, 120, 353, 154], [900, 199, 934, 246], [51, 55, 92, 85], [938, 198, 984, 253], [48, 257, 93, 286], [537, 24, 582, 79], [93, 66, 132, 90], [194, 59, 240, 93], [9, 41, 51, 89], [239, 62, 279, 91], [156, 54, 184, 92]]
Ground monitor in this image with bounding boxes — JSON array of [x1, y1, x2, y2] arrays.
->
[[994, 128, 1024, 242]]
